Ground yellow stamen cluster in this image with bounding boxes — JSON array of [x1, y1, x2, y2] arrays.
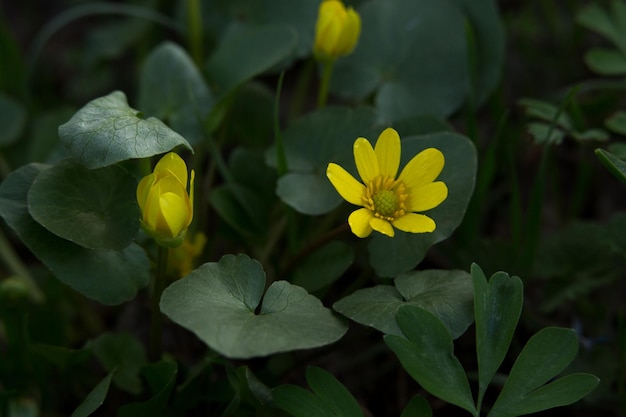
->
[[363, 176, 408, 221]]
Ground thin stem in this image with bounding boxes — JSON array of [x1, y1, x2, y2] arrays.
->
[[186, 0, 203, 67], [317, 60, 334, 108], [274, 71, 288, 176], [149, 245, 168, 361]]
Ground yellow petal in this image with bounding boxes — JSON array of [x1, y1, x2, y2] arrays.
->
[[342, 7, 361, 54], [158, 192, 189, 238], [189, 169, 195, 222], [370, 217, 394, 237], [314, 0, 345, 57], [374, 128, 401, 179], [154, 152, 188, 187], [354, 137, 379, 184], [348, 208, 374, 238], [392, 213, 436, 233], [136, 173, 156, 211], [406, 181, 448, 212], [327, 163, 365, 206], [398, 148, 445, 191]]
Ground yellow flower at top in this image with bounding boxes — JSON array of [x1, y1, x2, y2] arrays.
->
[[137, 152, 195, 248], [313, 0, 361, 61], [326, 128, 448, 238]]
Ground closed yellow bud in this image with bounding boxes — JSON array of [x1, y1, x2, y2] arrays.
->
[[137, 153, 194, 248], [313, 0, 361, 60]]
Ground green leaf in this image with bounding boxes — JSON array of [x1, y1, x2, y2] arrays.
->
[[0, 93, 27, 146], [332, 0, 469, 120], [138, 42, 214, 145], [584, 47, 626, 75], [269, 106, 382, 215], [518, 98, 573, 130], [117, 359, 178, 417], [27, 159, 139, 250], [399, 396, 432, 417], [93, 333, 147, 395], [368, 132, 477, 276], [292, 241, 354, 293], [472, 264, 523, 405], [385, 306, 476, 414], [272, 385, 331, 417], [305, 367, 364, 417], [71, 371, 115, 417], [58, 90, 192, 169], [577, 1, 626, 55], [489, 327, 599, 417], [333, 269, 474, 339], [0, 164, 150, 305], [160, 254, 347, 359], [206, 24, 297, 95], [595, 148, 626, 185], [30, 344, 91, 370], [605, 110, 626, 135]]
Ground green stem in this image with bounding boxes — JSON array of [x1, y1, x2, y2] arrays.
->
[[149, 245, 168, 361], [186, 0, 203, 67], [274, 71, 288, 176], [317, 60, 334, 108]]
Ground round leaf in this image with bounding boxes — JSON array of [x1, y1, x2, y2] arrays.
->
[[367, 132, 477, 277], [333, 269, 473, 339], [160, 254, 347, 359], [0, 164, 150, 305], [58, 90, 192, 169], [28, 159, 139, 250]]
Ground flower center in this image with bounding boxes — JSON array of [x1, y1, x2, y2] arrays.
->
[[363, 175, 408, 221]]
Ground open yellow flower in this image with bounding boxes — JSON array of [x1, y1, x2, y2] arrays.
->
[[326, 128, 448, 238], [137, 152, 195, 247], [313, 0, 361, 60]]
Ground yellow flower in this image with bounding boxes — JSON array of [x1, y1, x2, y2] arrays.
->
[[313, 0, 361, 60], [137, 152, 195, 247], [326, 128, 448, 238]]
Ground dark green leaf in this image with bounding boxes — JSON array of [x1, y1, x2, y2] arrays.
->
[[93, 333, 147, 395], [399, 396, 432, 417], [272, 385, 331, 417], [71, 371, 115, 417], [0, 164, 150, 305], [292, 241, 354, 293], [605, 110, 626, 135], [385, 306, 475, 414], [160, 254, 347, 359], [28, 159, 139, 250], [116, 359, 178, 417], [584, 47, 626, 75], [0, 93, 27, 146], [306, 367, 364, 417], [58, 90, 192, 169]]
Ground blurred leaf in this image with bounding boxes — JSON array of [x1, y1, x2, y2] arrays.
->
[[292, 241, 354, 293], [138, 42, 214, 145], [117, 359, 178, 417], [596, 148, 626, 185], [605, 110, 626, 135], [222, 82, 275, 148], [488, 328, 599, 417], [385, 306, 476, 415], [7, 397, 38, 417], [30, 344, 91, 370], [28, 159, 139, 251], [572, 128, 609, 142], [399, 396, 432, 417], [0, 93, 27, 147], [272, 367, 364, 417], [58, 91, 192, 169], [83, 18, 149, 67], [27, 108, 75, 163], [518, 98, 573, 130], [333, 0, 469, 120], [0, 164, 150, 305], [368, 132, 477, 277], [160, 254, 347, 359], [577, 0, 626, 55], [93, 333, 147, 395], [206, 24, 297, 95], [525, 122, 565, 145], [584, 47, 626, 75], [269, 106, 382, 215], [608, 212, 626, 254], [472, 264, 523, 404], [334, 269, 473, 339], [71, 371, 115, 417]]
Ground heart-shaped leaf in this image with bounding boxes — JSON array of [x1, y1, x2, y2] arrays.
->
[[0, 164, 150, 305], [333, 269, 473, 339], [58, 90, 192, 169], [385, 306, 476, 415], [160, 254, 347, 359], [28, 159, 139, 251]]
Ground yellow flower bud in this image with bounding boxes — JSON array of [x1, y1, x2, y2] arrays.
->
[[313, 0, 361, 61], [137, 153, 195, 248]]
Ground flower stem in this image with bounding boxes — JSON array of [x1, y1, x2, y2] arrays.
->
[[187, 0, 203, 66], [149, 245, 168, 361], [317, 59, 334, 108]]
